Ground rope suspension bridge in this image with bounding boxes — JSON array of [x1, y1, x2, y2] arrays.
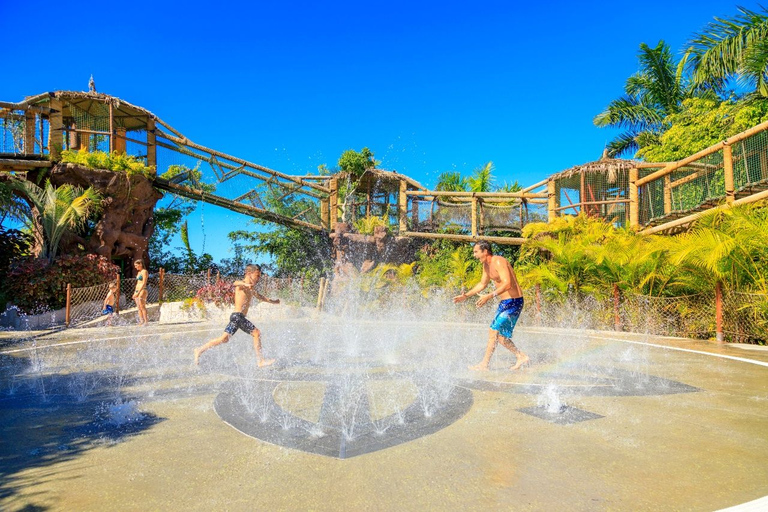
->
[[2, 90, 768, 244]]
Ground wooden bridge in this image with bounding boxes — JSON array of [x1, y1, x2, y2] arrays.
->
[[2, 90, 768, 244]]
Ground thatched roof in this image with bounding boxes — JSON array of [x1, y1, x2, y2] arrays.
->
[[337, 168, 427, 191], [550, 149, 639, 182], [20, 91, 160, 131]]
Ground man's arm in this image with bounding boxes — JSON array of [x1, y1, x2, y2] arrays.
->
[[254, 290, 280, 304], [453, 268, 490, 303]]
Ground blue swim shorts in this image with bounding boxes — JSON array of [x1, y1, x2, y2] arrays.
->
[[102, 305, 114, 315], [490, 297, 524, 339]]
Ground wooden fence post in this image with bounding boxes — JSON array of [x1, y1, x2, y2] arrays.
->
[[535, 284, 542, 326], [398, 180, 408, 233], [207, 268, 211, 287], [471, 196, 478, 238], [613, 283, 621, 331], [48, 98, 63, 160], [629, 167, 639, 228], [146, 118, 157, 170], [158, 268, 165, 305], [65, 283, 71, 327], [723, 144, 735, 205], [547, 179, 556, 222], [715, 281, 724, 343], [115, 274, 121, 314]]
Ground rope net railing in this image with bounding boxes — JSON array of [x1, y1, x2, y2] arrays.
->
[[0, 109, 49, 155], [408, 196, 547, 234]]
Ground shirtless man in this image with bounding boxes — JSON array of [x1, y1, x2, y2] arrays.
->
[[453, 241, 529, 371], [193, 264, 279, 368]]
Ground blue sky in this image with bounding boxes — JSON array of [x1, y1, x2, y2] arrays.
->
[[1, 0, 759, 263]]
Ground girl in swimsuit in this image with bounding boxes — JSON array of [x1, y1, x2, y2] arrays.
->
[[133, 259, 149, 326]]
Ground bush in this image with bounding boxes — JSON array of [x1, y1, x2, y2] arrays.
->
[[4, 254, 119, 314], [60, 149, 154, 177], [195, 280, 235, 307]]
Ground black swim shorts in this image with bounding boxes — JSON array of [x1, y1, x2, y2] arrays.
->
[[224, 312, 255, 335]]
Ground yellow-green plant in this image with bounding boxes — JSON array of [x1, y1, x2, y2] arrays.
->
[[354, 215, 390, 235], [61, 149, 154, 178]]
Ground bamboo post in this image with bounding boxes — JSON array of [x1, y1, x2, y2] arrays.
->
[[24, 111, 36, 155], [471, 196, 478, 237], [316, 277, 326, 310], [48, 98, 63, 160], [547, 179, 556, 222], [158, 268, 165, 305], [663, 175, 672, 214], [321, 198, 330, 230], [398, 180, 408, 232], [323, 279, 330, 310], [629, 167, 639, 228], [715, 281, 724, 343], [207, 268, 211, 287], [146, 118, 157, 170], [723, 144, 735, 205], [613, 283, 621, 331], [579, 172, 586, 214], [115, 274, 121, 314], [115, 127, 127, 154], [65, 283, 72, 327], [329, 178, 338, 230]]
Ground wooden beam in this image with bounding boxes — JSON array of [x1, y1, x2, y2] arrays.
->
[[48, 98, 63, 160], [723, 144, 735, 205], [629, 167, 638, 228], [401, 231, 526, 246], [146, 118, 156, 170]]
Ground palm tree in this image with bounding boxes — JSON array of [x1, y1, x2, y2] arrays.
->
[[435, 171, 468, 192], [683, 6, 768, 97], [10, 179, 101, 261], [468, 161, 495, 192], [594, 41, 690, 157]]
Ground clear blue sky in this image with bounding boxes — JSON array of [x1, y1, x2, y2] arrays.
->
[[1, 0, 758, 263]]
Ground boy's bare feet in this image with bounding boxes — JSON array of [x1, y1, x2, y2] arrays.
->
[[258, 358, 276, 368], [194, 348, 203, 365], [468, 363, 489, 371], [510, 354, 530, 371]]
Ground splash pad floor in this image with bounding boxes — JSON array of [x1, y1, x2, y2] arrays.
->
[[1, 318, 767, 511]]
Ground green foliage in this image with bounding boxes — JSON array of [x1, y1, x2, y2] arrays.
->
[[0, 228, 34, 309], [354, 215, 391, 235], [5, 254, 118, 314], [414, 239, 481, 289], [60, 149, 154, 177], [180, 297, 206, 313], [10, 179, 101, 262], [594, 41, 694, 157], [338, 147, 379, 178], [638, 97, 768, 161], [435, 171, 468, 192]]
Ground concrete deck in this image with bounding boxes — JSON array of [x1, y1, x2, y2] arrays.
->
[[1, 320, 767, 511]]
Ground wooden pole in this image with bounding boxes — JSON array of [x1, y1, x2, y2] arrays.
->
[[146, 118, 157, 171], [613, 283, 621, 331], [547, 179, 556, 222], [329, 178, 338, 230], [398, 179, 408, 233], [316, 277, 326, 310], [115, 274, 121, 314], [323, 279, 330, 310], [723, 144, 735, 205], [663, 175, 672, 214], [24, 111, 36, 155], [321, 198, 329, 230], [579, 172, 586, 215], [471, 196, 478, 237], [629, 167, 639, 228], [158, 268, 165, 305], [715, 281, 724, 343], [207, 268, 211, 287], [115, 127, 127, 154], [65, 283, 71, 327], [216, 271, 221, 284], [48, 98, 63, 160]]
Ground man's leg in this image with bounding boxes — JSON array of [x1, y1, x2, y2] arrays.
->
[[250, 327, 275, 368], [469, 329, 501, 371], [194, 332, 230, 365], [498, 336, 529, 370]]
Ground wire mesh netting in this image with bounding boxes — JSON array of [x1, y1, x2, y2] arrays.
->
[[66, 273, 323, 327], [731, 130, 768, 193], [0, 111, 48, 155], [723, 291, 768, 343]]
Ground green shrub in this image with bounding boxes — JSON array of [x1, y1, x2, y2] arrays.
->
[[60, 149, 154, 178]]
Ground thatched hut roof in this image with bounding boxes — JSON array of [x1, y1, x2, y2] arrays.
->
[[20, 91, 160, 131], [337, 168, 427, 191], [550, 149, 639, 184]]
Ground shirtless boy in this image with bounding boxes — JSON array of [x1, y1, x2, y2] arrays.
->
[[193, 264, 280, 368], [453, 241, 529, 371]]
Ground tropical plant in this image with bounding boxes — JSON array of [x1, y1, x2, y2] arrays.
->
[[594, 41, 692, 157], [60, 149, 154, 177], [10, 179, 101, 262], [683, 6, 768, 97], [468, 161, 495, 192], [435, 171, 468, 192], [354, 215, 390, 235]]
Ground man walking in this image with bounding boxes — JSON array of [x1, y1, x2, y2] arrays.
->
[[453, 241, 529, 371]]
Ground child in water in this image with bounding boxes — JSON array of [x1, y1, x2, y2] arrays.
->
[[102, 281, 118, 325]]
